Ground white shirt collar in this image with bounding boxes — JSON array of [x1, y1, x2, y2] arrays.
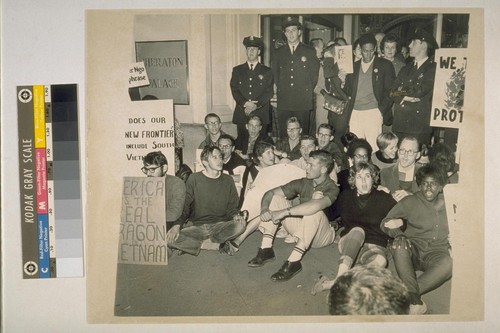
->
[[361, 56, 375, 72], [415, 56, 429, 69]]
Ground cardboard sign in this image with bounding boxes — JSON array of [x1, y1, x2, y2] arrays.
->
[[120, 99, 175, 175], [335, 45, 353, 74], [431, 49, 467, 128], [128, 61, 150, 88], [118, 177, 167, 265]]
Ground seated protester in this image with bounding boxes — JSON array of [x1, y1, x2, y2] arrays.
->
[[328, 265, 410, 315], [371, 132, 399, 170], [311, 162, 396, 295], [380, 135, 421, 202], [142, 151, 186, 231], [289, 135, 338, 184], [198, 113, 227, 149], [166, 146, 246, 256], [221, 142, 277, 255], [173, 148, 193, 183], [218, 134, 247, 196], [238, 141, 276, 209], [428, 142, 459, 184], [381, 164, 452, 315], [274, 116, 303, 161], [337, 138, 373, 192], [175, 164, 193, 183], [218, 134, 246, 175], [234, 115, 274, 161], [248, 150, 339, 281], [316, 123, 348, 171]]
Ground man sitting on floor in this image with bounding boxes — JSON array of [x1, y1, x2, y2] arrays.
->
[[248, 150, 339, 281], [166, 146, 246, 256]]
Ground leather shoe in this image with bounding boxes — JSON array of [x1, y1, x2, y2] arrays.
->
[[248, 247, 275, 267], [270, 260, 302, 281]]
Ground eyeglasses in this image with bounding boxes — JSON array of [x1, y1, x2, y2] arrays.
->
[[398, 148, 417, 156], [354, 154, 368, 160], [317, 133, 331, 138], [141, 165, 162, 174], [219, 144, 233, 149]]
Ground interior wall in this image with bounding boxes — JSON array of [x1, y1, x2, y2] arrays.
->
[[134, 13, 260, 124]]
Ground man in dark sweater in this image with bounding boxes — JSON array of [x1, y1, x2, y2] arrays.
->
[[166, 146, 246, 256]]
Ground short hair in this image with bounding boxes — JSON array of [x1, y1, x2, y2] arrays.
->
[[204, 113, 221, 124], [352, 38, 361, 50], [309, 150, 334, 174], [416, 163, 448, 187], [317, 123, 334, 135], [247, 114, 263, 125], [300, 134, 317, 146], [217, 133, 235, 147], [310, 38, 324, 48], [347, 162, 380, 190], [143, 151, 167, 166], [376, 132, 399, 150], [399, 135, 420, 151], [286, 116, 301, 127], [175, 164, 193, 183], [253, 141, 274, 164], [200, 145, 221, 163], [334, 37, 347, 45], [341, 132, 358, 149], [428, 142, 455, 173], [328, 265, 410, 315], [347, 138, 373, 159], [358, 33, 377, 48], [380, 33, 401, 54]]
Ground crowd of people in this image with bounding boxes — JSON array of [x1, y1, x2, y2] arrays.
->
[[143, 16, 459, 316]]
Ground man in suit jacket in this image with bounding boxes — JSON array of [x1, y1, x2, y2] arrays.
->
[[389, 28, 438, 147], [344, 33, 396, 150], [272, 16, 320, 137], [230, 36, 274, 138]]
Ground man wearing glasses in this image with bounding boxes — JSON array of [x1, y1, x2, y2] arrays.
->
[[380, 136, 421, 202], [141, 151, 186, 231], [274, 116, 303, 161], [198, 113, 226, 150]]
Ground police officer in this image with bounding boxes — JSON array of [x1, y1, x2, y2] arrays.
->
[[390, 28, 439, 147], [272, 16, 320, 136], [230, 36, 274, 138]]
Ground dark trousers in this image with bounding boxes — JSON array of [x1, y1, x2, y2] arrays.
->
[[169, 220, 245, 256], [390, 239, 453, 304], [327, 110, 351, 149]]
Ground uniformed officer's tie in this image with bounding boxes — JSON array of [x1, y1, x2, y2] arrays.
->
[[250, 63, 254, 71], [292, 45, 295, 54]]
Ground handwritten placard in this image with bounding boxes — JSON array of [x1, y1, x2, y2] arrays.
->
[[431, 49, 467, 128], [128, 61, 150, 88], [335, 45, 353, 74], [120, 100, 175, 175], [118, 177, 167, 265]]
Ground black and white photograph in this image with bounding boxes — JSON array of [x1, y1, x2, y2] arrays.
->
[[2, 1, 498, 332], [85, 8, 482, 323]]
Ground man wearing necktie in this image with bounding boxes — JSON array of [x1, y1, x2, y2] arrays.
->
[[272, 16, 320, 137], [230, 36, 274, 138], [389, 28, 439, 147]]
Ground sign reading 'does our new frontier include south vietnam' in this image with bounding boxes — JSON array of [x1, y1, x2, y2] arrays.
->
[[431, 48, 467, 129]]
